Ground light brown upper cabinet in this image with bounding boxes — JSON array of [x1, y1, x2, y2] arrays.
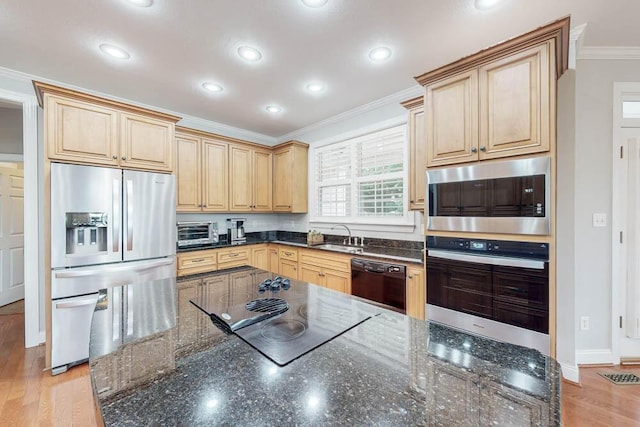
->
[[229, 144, 273, 212], [415, 17, 569, 168], [35, 82, 179, 172], [175, 128, 229, 212], [401, 97, 427, 211], [272, 141, 309, 213]]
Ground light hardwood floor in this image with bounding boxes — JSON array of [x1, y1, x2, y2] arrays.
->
[[1, 311, 639, 426]]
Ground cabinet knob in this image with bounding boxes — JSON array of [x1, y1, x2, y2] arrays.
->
[[112, 155, 118, 160], [408, 275, 414, 279], [121, 156, 127, 160], [479, 146, 486, 152], [410, 200, 414, 203], [470, 147, 477, 153]]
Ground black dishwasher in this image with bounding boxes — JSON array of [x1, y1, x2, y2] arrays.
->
[[351, 259, 406, 313]]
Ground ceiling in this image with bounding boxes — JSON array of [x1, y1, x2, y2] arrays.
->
[[0, 0, 638, 139]]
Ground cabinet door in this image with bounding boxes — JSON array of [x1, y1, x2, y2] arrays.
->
[[426, 70, 478, 167], [120, 112, 174, 172], [268, 246, 279, 274], [177, 250, 217, 277], [480, 380, 548, 426], [229, 145, 252, 211], [251, 245, 269, 270], [323, 268, 350, 294], [408, 105, 426, 210], [272, 148, 292, 211], [175, 135, 201, 212], [406, 266, 425, 320], [299, 263, 323, 286], [176, 279, 202, 350], [45, 95, 119, 166], [252, 149, 273, 211], [279, 259, 298, 280], [217, 247, 250, 269], [427, 358, 480, 426], [202, 138, 229, 211], [479, 42, 551, 159]]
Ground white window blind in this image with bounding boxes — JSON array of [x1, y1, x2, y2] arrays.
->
[[312, 125, 407, 224]]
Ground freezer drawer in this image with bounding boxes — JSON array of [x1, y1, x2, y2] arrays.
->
[[51, 293, 100, 375]]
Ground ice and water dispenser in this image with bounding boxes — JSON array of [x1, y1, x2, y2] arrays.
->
[[65, 212, 108, 255]]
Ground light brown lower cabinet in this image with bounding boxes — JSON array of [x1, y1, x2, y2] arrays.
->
[[176, 250, 217, 277], [250, 244, 269, 270], [268, 245, 279, 274], [279, 259, 299, 279], [406, 265, 425, 320]]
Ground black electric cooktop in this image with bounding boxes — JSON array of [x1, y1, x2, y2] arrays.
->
[[190, 267, 381, 366]]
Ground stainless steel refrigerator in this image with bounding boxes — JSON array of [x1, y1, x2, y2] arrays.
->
[[50, 162, 176, 375]]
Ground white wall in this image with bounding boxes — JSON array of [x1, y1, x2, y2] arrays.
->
[[556, 70, 578, 380], [0, 106, 23, 154], [572, 58, 640, 359]]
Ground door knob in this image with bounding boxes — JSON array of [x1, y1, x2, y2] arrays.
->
[[112, 155, 118, 159], [121, 156, 127, 160], [471, 147, 477, 153], [479, 146, 486, 152]]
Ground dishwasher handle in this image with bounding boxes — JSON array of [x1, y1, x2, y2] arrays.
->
[[351, 258, 406, 278]]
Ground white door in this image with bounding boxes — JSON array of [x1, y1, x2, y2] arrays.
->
[[0, 165, 24, 306], [620, 128, 640, 358]]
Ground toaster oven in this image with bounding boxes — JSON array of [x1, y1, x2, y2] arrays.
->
[[177, 221, 218, 247]]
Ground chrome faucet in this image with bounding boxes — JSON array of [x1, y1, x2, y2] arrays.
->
[[331, 224, 352, 245]]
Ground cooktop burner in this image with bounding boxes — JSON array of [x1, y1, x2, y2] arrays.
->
[[190, 266, 381, 366]]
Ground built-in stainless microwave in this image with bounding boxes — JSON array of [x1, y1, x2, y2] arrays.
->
[[426, 157, 550, 235]]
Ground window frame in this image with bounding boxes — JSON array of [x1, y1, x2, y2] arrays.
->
[[309, 123, 414, 227]]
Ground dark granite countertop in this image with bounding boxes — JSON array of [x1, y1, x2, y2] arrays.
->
[[89, 266, 560, 426], [177, 230, 424, 264]]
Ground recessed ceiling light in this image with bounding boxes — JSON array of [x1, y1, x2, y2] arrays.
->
[[368, 46, 392, 62], [306, 82, 325, 93], [265, 105, 282, 113], [474, 0, 502, 10], [202, 82, 223, 93], [126, 0, 153, 6], [237, 46, 262, 62], [99, 44, 130, 59], [301, 0, 328, 7]]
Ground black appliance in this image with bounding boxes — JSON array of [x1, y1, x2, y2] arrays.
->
[[350, 259, 407, 313], [190, 267, 380, 366], [426, 236, 550, 355]]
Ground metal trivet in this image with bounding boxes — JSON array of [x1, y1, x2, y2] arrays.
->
[[246, 298, 288, 313], [599, 372, 640, 385]]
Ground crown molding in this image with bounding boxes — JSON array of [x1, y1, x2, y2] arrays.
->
[[177, 115, 277, 146], [568, 23, 587, 69], [577, 46, 640, 60], [276, 84, 423, 143]]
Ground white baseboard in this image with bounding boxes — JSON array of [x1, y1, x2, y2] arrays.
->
[[576, 349, 614, 365], [559, 362, 580, 383]]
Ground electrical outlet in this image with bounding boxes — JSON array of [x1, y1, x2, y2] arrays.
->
[[592, 213, 607, 227], [580, 316, 590, 331]]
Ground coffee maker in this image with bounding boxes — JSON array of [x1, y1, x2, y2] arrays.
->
[[227, 218, 246, 244]]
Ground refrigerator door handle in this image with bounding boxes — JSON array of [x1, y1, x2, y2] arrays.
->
[[112, 179, 120, 253], [53, 258, 174, 278], [55, 297, 98, 309], [126, 179, 133, 251]]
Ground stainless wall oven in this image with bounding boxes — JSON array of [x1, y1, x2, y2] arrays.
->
[[426, 236, 549, 355], [426, 156, 550, 235]]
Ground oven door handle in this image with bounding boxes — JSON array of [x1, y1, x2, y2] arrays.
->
[[427, 250, 546, 270]]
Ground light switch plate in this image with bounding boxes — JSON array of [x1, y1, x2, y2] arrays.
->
[[593, 213, 607, 227]]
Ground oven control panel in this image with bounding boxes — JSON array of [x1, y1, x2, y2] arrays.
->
[[426, 236, 548, 260]]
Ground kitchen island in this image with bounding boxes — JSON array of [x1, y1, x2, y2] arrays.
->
[[89, 266, 561, 426]]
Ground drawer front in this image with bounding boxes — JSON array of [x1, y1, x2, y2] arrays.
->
[[177, 251, 217, 276], [299, 250, 350, 273], [278, 248, 298, 261], [217, 247, 250, 264]]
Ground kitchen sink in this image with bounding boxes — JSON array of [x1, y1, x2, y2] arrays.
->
[[313, 244, 363, 254]]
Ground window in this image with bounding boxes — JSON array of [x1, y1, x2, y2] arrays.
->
[[312, 125, 409, 225]]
